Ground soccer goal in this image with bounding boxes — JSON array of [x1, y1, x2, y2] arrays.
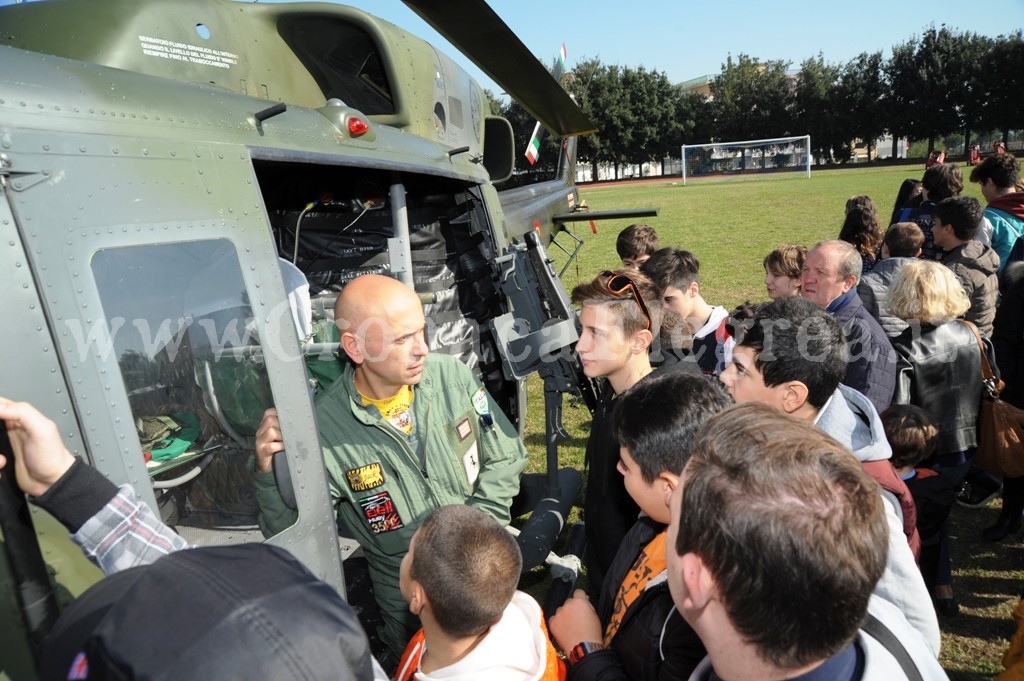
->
[[680, 135, 811, 186]]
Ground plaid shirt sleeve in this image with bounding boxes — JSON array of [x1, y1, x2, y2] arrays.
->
[[71, 484, 190, 575]]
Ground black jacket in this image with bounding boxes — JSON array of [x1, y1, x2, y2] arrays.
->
[[570, 518, 706, 681], [583, 381, 640, 597], [893, 320, 996, 456], [831, 292, 897, 413], [994, 261, 1024, 408]]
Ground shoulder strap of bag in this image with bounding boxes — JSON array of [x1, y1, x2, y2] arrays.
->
[[862, 614, 925, 681], [960, 320, 999, 397]]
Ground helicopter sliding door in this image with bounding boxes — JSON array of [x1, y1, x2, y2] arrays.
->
[[2, 130, 347, 594], [0, 180, 103, 680]]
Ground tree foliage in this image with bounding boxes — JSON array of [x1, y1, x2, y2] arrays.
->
[[492, 27, 1020, 173], [793, 54, 844, 163], [915, 26, 963, 150], [882, 38, 923, 156], [984, 30, 1024, 143], [953, 32, 994, 155], [711, 54, 792, 141], [838, 51, 886, 159]]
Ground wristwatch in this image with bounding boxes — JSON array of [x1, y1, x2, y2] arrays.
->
[[568, 641, 606, 666]]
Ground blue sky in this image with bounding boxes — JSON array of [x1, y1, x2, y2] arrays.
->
[[347, 0, 1023, 95], [2, 0, 1020, 95]]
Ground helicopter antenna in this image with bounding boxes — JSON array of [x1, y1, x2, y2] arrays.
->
[[253, 102, 287, 125]]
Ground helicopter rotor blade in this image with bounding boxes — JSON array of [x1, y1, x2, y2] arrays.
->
[[401, 0, 597, 137]]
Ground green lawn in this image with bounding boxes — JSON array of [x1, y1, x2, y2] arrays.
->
[[519, 163, 1014, 680]]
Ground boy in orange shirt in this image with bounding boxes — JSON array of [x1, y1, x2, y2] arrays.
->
[[394, 505, 564, 681]]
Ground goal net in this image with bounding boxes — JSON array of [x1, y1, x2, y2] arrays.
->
[[680, 135, 811, 185]]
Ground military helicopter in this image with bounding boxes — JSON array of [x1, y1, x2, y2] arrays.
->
[[0, 0, 657, 676]]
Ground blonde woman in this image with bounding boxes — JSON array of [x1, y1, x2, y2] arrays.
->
[[889, 260, 997, 616]]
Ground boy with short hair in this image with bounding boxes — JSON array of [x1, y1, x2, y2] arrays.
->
[[969, 152, 1024, 276], [668, 403, 947, 681], [933, 195, 1000, 335], [548, 371, 731, 679], [616, 224, 659, 269], [858, 222, 925, 337], [880, 405, 955, 598], [394, 505, 564, 680], [718, 297, 939, 654], [571, 269, 662, 595], [642, 248, 730, 374]]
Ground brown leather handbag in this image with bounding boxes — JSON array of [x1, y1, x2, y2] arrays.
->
[[963, 321, 1024, 478]]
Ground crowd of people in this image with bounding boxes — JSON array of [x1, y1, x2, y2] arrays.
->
[[4, 153, 1024, 681]]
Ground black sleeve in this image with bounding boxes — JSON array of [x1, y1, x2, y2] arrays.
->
[[568, 602, 707, 681], [656, 610, 708, 681], [33, 458, 120, 533], [567, 648, 627, 681]]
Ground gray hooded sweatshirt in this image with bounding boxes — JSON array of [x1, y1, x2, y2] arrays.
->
[[815, 384, 941, 657]]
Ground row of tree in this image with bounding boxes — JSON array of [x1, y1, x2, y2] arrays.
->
[[495, 26, 1023, 177]]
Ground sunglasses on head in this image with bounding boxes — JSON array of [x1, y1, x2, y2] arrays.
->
[[600, 270, 652, 331]]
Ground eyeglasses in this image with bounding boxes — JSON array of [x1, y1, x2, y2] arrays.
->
[[600, 270, 652, 331]]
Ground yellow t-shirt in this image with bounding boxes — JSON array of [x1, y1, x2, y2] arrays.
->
[[360, 384, 414, 435]]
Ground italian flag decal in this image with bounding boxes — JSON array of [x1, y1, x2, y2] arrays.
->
[[524, 44, 567, 166], [525, 124, 543, 165]]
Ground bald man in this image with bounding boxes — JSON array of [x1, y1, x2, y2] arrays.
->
[[252, 274, 528, 656]]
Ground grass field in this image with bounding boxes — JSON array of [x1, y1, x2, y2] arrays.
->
[[519, 163, 1020, 680]]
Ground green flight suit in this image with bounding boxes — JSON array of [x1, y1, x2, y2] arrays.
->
[[253, 353, 527, 654]]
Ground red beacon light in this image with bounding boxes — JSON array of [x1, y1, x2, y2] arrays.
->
[[347, 117, 369, 136]]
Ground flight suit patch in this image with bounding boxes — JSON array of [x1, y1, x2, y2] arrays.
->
[[463, 442, 480, 486], [456, 418, 472, 442], [359, 491, 404, 534], [346, 462, 385, 492]]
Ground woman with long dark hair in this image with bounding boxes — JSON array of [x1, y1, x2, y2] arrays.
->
[[840, 196, 883, 274]]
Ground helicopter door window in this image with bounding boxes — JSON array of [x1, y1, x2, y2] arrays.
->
[[91, 239, 290, 543]]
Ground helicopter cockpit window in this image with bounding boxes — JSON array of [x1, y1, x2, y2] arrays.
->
[[91, 240, 287, 543], [277, 18, 395, 115]]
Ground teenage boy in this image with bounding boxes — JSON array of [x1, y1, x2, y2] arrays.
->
[[548, 371, 731, 680], [642, 248, 730, 374], [616, 224, 660, 269], [970, 152, 1024, 276], [857, 222, 924, 338], [718, 297, 940, 655], [933, 196, 1000, 336], [394, 505, 563, 681], [571, 269, 661, 596], [667, 403, 948, 681]]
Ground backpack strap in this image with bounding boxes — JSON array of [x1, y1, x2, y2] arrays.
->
[[862, 614, 924, 681]]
